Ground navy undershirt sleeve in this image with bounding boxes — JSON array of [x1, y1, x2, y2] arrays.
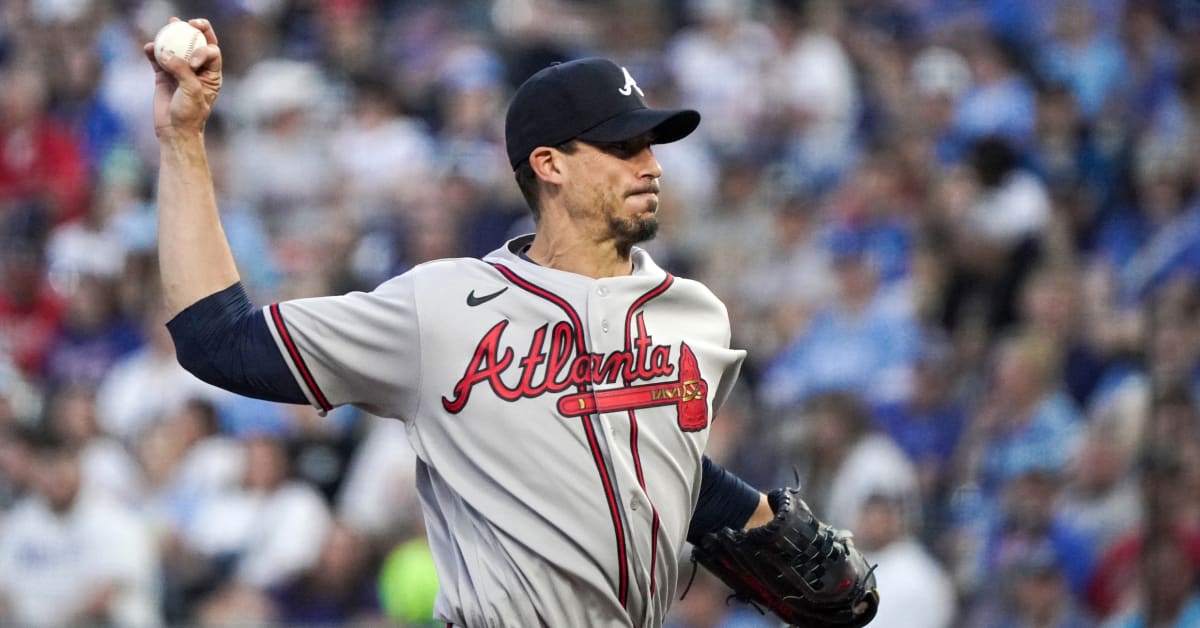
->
[[687, 455, 763, 544], [166, 282, 308, 404]]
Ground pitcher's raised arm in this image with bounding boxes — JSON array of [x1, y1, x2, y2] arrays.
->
[[144, 17, 238, 316]]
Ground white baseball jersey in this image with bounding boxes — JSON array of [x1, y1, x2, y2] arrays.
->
[[265, 234, 746, 627]]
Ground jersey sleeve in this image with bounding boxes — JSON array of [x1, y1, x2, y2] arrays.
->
[[264, 273, 421, 419], [693, 279, 745, 415]]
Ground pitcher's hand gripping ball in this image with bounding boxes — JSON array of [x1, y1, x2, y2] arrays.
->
[[693, 488, 880, 627], [154, 20, 204, 65]]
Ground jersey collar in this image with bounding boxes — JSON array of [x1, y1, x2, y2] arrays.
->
[[497, 234, 662, 278]]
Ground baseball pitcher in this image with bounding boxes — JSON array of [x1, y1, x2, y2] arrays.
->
[[146, 17, 878, 628]]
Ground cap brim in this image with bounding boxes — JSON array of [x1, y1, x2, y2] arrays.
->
[[576, 108, 700, 146]]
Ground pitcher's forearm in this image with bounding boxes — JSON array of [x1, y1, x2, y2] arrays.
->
[[157, 130, 241, 317]]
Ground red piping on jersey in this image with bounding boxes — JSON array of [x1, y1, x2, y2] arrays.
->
[[624, 275, 674, 598], [489, 262, 630, 609], [626, 414, 662, 597], [269, 303, 332, 412]]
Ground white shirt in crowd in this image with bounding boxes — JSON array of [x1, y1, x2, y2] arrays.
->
[[96, 345, 229, 445], [0, 490, 161, 627], [80, 437, 145, 507], [867, 537, 957, 628], [966, 170, 1051, 244], [186, 480, 331, 589]]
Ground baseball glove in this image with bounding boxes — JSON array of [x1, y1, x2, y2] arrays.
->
[[692, 487, 880, 627]]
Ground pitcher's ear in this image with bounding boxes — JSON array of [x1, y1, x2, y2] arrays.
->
[[529, 146, 564, 186]]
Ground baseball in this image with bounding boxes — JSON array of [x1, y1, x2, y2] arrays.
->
[[153, 21, 204, 65]]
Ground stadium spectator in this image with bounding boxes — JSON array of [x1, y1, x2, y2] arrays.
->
[[759, 228, 920, 408], [966, 541, 1095, 628], [0, 63, 89, 222], [1036, 0, 1128, 121], [942, 135, 1051, 334], [665, 0, 774, 155], [45, 382, 143, 506], [181, 434, 331, 591], [0, 208, 63, 381], [1085, 446, 1200, 620], [956, 331, 1082, 496], [46, 35, 129, 175], [0, 429, 160, 626], [765, 0, 860, 190], [953, 35, 1037, 151], [855, 490, 957, 628], [1057, 417, 1142, 556], [140, 398, 243, 621], [269, 521, 386, 625], [1099, 534, 1200, 628], [96, 306, 228, 445], [737, 193, 836, 359], [774, 391, 918, 530], [40, 272, 142, 388], [871, 335, 967, 518]]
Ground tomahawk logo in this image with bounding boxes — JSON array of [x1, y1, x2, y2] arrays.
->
[[556, 343, 708, 431], [441, 320, 709, 431], [618, 67, 644, 97]]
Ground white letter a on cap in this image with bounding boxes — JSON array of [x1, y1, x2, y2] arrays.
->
[[618, 67, 644, 97]]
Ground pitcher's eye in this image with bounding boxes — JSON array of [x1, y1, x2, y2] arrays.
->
[[596, 136, 653, 159]]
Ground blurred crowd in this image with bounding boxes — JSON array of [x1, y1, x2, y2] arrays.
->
[[2, 0, 1200, 626]]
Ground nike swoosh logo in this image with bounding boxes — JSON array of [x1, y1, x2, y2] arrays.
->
[[466, 287, 508, 307]]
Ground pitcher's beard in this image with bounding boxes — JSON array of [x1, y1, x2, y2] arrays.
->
[[609, 211, 659, 258]]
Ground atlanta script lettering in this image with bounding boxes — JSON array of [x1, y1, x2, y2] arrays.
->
[[442, 320, 675, 413]]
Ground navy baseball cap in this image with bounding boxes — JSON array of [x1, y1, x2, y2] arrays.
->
[[505, 58, 701, 169]]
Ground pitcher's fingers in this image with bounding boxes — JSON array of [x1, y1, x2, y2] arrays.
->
[[188, 44, 222, 72], [143, 42, 164, 72], [158, 50, 202, 93], [188, 18, 219, 46]]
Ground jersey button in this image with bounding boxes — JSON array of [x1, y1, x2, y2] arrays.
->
[[597, 286, 609, 297], [601, 320, 610, 333]]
